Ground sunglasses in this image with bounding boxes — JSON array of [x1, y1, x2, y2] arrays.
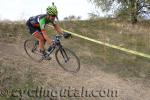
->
[[51, 15, 56, 17]]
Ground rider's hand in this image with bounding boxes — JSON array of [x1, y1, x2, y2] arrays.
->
[[63, 32, 72, 39]]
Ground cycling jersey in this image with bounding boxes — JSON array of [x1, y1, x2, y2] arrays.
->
[[26, 14, 55, 34], [29, 14, 55, 29]]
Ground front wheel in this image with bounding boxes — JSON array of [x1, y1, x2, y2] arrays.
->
[[55, 47, 80, 73]]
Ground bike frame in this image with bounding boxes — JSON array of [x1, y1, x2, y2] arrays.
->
[[24, 34, 80, 73], [47, 35, 70, 62], [46, 35, 64, 57]]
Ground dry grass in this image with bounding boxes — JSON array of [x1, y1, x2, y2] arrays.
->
[[0, 19, 150, 100], [60, 19, 150, 78], [1, 19, 149, 77]]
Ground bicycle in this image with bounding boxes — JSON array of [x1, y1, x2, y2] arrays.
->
[[24, 34, 80, 73]]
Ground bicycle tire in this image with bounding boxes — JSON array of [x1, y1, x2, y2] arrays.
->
[[24, 39, 42, 62], [55, 47, 80, 73]]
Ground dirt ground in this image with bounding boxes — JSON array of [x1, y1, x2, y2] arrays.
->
[[0, 41, 150, 100]]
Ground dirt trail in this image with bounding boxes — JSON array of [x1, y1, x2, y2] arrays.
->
[[0, 42, 150, 100]]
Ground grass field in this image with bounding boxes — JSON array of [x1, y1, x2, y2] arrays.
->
[[0, 19, 150, 100]]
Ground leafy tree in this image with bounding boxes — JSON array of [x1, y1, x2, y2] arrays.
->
[[88, 0, 150, 23]]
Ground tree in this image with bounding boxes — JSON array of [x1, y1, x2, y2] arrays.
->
[[88, 0, 150, 23], [63, 15, 81, 21], [88, 12, 100, 19]]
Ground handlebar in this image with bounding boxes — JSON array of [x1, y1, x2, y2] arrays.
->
[[52, 32, 72, 44], [52, 35, 62, 45]]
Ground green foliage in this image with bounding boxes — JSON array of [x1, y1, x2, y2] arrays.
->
[[88, 0, 150, 23], [88, 0, 114, 11]]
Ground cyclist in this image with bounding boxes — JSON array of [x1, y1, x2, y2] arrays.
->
[[26, 4, 70, 60]]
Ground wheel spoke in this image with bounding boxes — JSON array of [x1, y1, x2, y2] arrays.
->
[[55, 47, 80, 73]]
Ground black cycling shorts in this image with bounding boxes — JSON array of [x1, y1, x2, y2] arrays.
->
[[26, 20, 41, 35]]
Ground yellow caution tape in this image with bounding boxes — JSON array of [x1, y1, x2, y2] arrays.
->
[[63, 29, 150, 59]]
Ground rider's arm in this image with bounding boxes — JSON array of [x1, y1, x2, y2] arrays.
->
[[53, 23, 63, 35], [39, 18, 53, 44], [47, 23, 71, 39]]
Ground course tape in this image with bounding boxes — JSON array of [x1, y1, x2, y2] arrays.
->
[[63, 29, 150, 59]]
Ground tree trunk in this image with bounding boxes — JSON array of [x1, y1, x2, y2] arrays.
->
[[131, 12, 138, 24], [130, 0, 138, 24]]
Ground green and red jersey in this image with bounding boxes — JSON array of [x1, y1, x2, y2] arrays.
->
[[29, 14, 55, 30]]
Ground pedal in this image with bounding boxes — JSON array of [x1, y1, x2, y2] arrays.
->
[[42, 55, 51, 60]]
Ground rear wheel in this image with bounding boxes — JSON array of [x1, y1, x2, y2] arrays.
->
[[55, 47, 80, 73], [24, 39, 43, 62]]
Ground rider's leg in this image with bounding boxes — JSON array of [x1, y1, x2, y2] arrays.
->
[[26, 22, 50, 60], [43, 32, 55, 52], [32, 31, 45, 51], [26, 22, 45, 52], [42, 30, 53, 45], [32, 31, 51, 60], [41, 31, 54, 52]]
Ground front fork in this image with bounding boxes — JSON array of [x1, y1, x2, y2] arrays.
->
[[59, 47, 69, 63]]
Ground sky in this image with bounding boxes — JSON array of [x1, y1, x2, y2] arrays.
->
[[0, 0, 96, 21]]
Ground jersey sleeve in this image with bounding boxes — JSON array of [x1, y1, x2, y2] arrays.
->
[[39, 17, 46, 30]]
